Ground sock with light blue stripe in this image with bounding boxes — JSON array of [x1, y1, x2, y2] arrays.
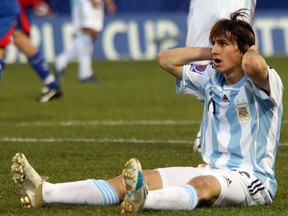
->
[[92, 179, 120, 205], [144, 185, 198, 210], [42, 179, 119, 205], [181, 185, 198, 210]]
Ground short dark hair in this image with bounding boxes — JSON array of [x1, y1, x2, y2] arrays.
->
[[209, 9, 255, 54]]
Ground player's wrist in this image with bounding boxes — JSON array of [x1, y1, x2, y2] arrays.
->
[[105, 0, 113, 4]]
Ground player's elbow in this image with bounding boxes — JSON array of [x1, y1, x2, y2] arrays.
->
[[242, 55, 266, 78], [157, 50, 169, 70], [158, 50, 182, 79], [158, 51, 174, 72]]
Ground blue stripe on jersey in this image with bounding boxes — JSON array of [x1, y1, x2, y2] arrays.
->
[[226, 106, 242, 167], [92, 179, 119, 205], [210, 117, 221, 164]]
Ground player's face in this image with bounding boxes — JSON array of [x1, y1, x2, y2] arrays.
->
[[211, 36, 243, 75]]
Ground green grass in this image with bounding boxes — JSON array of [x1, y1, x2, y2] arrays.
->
[[0, 58, 288, 215]]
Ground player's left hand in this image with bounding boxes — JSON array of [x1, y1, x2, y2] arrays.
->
[[247, 44, 259, 53]]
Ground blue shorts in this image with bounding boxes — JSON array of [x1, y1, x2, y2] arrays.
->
[[15, 6, 34, 35], [0, 0, 20, 46]]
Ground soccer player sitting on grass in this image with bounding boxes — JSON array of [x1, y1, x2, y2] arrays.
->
[[11, 9, 283, 213]]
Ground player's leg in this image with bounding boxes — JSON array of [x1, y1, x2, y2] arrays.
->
[[11, 152, 120, 207], [54, 0, 101, 82], [144, 185, 199, 211], [13, 30, 61, 94], [212, 169, 272, 206], [54, 43, 78, 81], [132, 169, 248, 212], [0, 47, 6, 79], [54, 30, 97, 82], [13, 7, 61, 102], [122, 163, 211, 213], [42, 179, 119, 205], [11, 153, 161, 208], [0, 27, 14, 79], [121, 164, 271, 212], [53, 2, 81, 81], [43, 161, 162, 207], [77, 29, 98, 82], [77, 0, 104, 82], [142, 166, 206, 211]]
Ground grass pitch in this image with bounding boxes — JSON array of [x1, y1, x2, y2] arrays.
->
[[0, 58, 288, 215]]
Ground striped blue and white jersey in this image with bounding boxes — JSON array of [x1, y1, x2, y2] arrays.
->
[[177, 63, 283, 198]]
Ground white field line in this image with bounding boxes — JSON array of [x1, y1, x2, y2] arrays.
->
[[1, 120, 287, 146], [0, 120, 200, 127], [0, 137, 287, 146], [0, 119, 287, 127], [0, 137, 194, 144]]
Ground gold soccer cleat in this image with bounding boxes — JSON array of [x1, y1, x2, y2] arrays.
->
[[11, 153, 46, 208]]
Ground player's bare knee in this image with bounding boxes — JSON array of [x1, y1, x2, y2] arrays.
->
[[187, 175, 221, 206], [143, 169, 163, 190]]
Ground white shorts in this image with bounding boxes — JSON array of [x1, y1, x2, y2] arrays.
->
[[72, 0, 104, 32], [186, 0, 257, 47], [156, 165, 272, 206]]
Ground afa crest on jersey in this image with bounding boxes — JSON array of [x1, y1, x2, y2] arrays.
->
[[190, 64, 207, 75], [236, 101, 251, 121]]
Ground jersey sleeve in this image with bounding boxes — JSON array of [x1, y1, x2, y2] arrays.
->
[[252, 66, 283, 107], [176, 63, 212, 103]]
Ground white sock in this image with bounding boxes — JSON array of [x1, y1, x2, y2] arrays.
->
[[144, 185, 198, 210], [42, 179, 119, 205], [76, 33, 94, 79]]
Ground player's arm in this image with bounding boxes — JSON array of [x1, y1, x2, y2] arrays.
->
[[242, 45, 270, 95], [105, 0, 117, 15], [91, 0, 101, 7], [157, 47, 212, 79]]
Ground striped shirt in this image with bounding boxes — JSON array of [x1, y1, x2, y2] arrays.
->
[[177, 63, 283, 198]]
